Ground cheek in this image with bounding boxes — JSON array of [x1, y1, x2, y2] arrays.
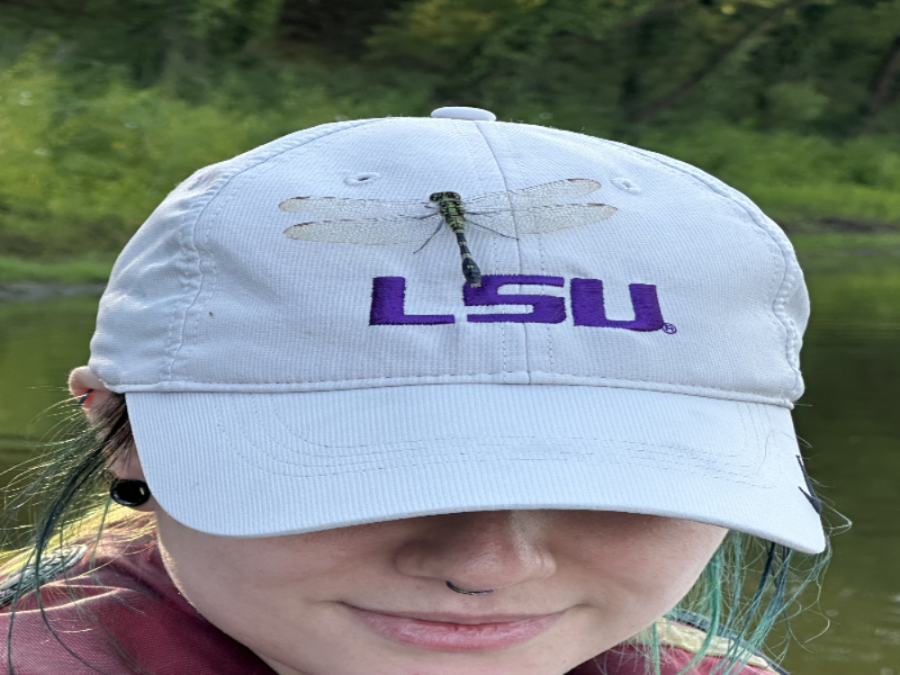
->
[[564, 517, 728, 624], [154, 511, 336, 621], [154, 510, 400, 627], [155, 510, 263, 608], [154, 510, 343, 656]]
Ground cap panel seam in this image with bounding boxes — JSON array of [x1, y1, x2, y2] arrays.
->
[[540, 227, 555, 374], [202, 186, 221, 361], [161, 191, 205, 384], [473, 120, 532, 380], [190, 173, 227, 369], [164, 187, 220, 383], [452, 119, 513, 377]]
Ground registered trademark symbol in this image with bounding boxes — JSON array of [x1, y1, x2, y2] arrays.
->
[[662, 323, 677, 334]]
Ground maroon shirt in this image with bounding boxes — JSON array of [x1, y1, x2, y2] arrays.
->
[[0, 532, 780, 675]]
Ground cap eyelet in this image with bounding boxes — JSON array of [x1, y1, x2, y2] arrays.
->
[[344, 172, 382, 186], [611, 177, 641, 193]]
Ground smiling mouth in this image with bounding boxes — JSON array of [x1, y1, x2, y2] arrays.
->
[[342, 604, 567, 651]]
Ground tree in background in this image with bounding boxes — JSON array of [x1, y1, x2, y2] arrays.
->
[[0, 0, 898, 271]]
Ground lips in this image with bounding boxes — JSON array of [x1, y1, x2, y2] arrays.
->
[[342, 604, 566, 651]]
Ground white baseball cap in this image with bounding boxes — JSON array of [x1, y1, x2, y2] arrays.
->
[[88, 106, 825, 554]]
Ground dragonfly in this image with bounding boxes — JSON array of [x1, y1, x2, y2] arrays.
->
[[279, 178, 617, 287]]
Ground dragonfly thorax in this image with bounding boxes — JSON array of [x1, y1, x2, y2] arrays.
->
[[430, 191, 465, 221]]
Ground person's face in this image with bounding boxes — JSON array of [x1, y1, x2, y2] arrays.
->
[[154, 506, 727, 675]]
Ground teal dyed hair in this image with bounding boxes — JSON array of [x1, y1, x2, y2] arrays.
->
[[0, 394, 838, 675], [0, 392, 142, 674]]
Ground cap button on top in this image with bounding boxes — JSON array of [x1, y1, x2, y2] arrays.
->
[[430, 107, 497, 122]]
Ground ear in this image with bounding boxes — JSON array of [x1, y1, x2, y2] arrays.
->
[[69, 367, 156, 512], [68, 366, 114, 425]]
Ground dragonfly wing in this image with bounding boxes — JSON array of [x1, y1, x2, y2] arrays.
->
[[283, 215, 440, 245], [464, 178, 602, 210], [470, 203, 617, 237], [279, 196, 431, 219]]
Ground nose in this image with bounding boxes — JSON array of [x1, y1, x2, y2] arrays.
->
[[393, 510, 556, 592]]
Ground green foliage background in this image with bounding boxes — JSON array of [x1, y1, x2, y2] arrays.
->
[[1, 0, 899, 280]]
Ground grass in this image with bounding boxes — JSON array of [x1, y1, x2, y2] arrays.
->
[[0, 254, 115, 283]]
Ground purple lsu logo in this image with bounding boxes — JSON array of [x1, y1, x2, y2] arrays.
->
[[370, 275, 676, 333]]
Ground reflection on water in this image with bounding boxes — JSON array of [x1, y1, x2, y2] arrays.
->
[[0, 296, 96, 469], [783, 271, 900, 673], [0, 270, 898, 673]]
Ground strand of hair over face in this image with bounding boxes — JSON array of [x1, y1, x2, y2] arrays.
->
[[0, 394, 840, 675]]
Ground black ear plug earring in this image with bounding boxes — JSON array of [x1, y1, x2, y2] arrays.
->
[[110, 479, 152, 507]]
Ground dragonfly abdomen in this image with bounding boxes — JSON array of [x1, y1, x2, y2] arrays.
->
[[445, 216, 482, 288], [433, 192, 482, 288]]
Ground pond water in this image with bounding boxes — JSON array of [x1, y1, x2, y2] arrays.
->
[[0, 265, 898, 674]]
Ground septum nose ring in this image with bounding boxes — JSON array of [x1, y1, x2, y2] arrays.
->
[[446, 580, 495, 596]]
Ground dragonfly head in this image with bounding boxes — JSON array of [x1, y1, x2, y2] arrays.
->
[[429, 191, 461, 202]]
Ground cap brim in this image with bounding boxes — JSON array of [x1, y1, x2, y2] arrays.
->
[[126, 385, 825, 554]]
